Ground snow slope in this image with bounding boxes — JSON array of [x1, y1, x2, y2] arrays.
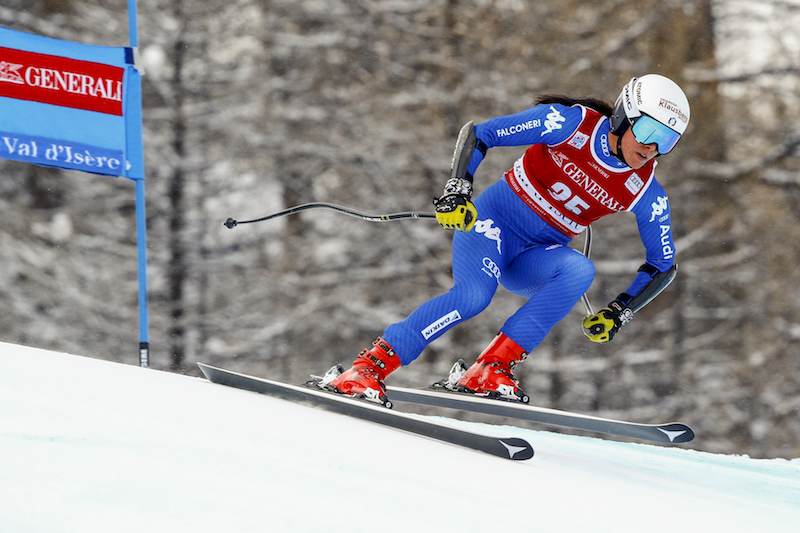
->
[[1, 342, 798, 533]]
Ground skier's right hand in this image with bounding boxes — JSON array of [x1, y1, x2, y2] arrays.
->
[[433, 193, 477, 232], [433, 177, 478, 232]]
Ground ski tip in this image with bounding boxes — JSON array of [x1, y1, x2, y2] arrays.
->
[[197, 362, 213, 378], [657, 423, 695, 443], [499, 437, 535, 460]]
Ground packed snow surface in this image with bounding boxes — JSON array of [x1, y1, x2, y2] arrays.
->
[[1, 342, 798, 532]]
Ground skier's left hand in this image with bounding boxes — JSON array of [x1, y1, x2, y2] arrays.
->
[[581, 300, 633, 343]]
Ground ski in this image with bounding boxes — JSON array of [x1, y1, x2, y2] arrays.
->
[[385, 385, 695, 444], [197, 363, 534, 461]]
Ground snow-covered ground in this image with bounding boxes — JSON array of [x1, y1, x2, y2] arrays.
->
[[1, 342, 798, 533]]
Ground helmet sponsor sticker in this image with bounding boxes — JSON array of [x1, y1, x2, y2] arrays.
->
[[625, 79, 640, 117], [658, 98, 689, 125]]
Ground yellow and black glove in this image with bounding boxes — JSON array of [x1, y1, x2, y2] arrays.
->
[[582, 300, 633, 343], [433, 178, 478, 232]]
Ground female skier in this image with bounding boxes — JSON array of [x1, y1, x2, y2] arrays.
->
[[321, 74, 690, 406]]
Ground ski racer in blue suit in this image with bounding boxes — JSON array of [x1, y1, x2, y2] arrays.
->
[[322, 74, 691, 406]]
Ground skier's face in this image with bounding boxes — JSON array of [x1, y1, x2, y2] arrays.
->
[[619, 128, 658, 169]]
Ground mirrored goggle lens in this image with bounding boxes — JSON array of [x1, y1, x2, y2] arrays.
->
[[631, 115, 681, 154]]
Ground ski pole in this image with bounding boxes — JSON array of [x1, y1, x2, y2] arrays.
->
[[224, 202, 436, 229], [580, 226, 595, 316], [226, 203, 596, 312]]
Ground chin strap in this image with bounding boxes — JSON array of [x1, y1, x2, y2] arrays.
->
[[615, 135, 627, 165], [609, 118, 630, 166]]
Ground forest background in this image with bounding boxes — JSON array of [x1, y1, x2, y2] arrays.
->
[[1, 0, 799, 459]]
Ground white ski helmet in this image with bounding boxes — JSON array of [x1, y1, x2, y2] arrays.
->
[[609, 74, 690, 154]]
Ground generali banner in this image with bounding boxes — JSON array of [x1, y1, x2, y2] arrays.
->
[[0, 27, 143, 179]]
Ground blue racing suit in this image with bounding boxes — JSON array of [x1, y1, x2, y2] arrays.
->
[[383, 103, 675, 365]]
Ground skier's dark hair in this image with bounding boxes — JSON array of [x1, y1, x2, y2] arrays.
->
[[534, 94, 614, 117]]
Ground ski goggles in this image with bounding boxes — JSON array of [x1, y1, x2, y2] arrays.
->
[[630, 115, 682, 155]]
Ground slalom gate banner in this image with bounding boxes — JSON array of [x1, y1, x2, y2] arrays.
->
[[0, 22, 150, 367], [0, 26, 144, 180]]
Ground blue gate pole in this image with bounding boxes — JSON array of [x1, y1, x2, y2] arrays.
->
[[136, 179, 150, 367], [128, 0, 139, 48], [128, 0, 150, 367]]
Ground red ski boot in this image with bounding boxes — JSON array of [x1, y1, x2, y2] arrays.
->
[[322, 337, 401, 407], [454, 333, 529, 403]]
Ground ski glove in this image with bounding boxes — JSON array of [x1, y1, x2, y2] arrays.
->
[[433, 178, 478, 232], [582, 299, 633, 343]]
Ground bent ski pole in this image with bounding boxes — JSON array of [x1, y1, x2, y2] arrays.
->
[[224, 202, 436, 229], [580, 226, 594, 316]]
